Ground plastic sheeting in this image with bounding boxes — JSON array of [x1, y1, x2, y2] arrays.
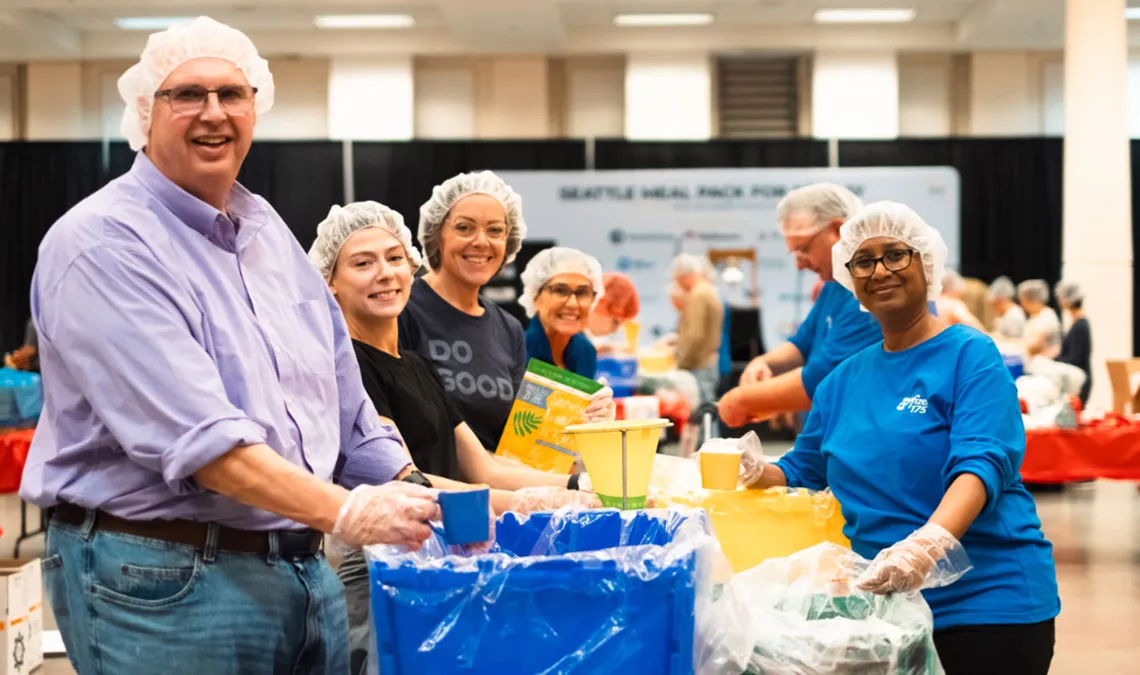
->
[[727, 542, 957, 675], [364, 507, 749, 675]]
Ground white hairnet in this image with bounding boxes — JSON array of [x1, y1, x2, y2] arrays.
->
[[418, 171, 527, 271], [941, 269, 965, 295], [1054, 280, 1084, 305], [1017, 279, 1050, 305], [519, 247, 605, 318], [668, 254, 716, 280], [989, 275, 1016, 300], [777, 183, 864, 237], [308, 201, 422, 281], [832, 201, 950, 304], [117, 16, 275, 152]]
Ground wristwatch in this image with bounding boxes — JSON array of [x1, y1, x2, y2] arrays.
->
[[400, 470, 433, 488]]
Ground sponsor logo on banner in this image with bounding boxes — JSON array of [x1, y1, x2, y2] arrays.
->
[[609, 229, 675, 245], [616, 256, 656, 272]]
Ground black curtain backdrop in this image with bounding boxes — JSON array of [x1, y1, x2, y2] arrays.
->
[[594, 139, 829, 169], [0, 142, 108, 351], [1131, 141, 1140, 357], [838, 138, 1064, 288], [351, 140, 587, 240], [236, 141, 345, 249]]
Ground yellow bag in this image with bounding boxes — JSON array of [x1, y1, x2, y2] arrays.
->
[[495, 359, 603, 474]]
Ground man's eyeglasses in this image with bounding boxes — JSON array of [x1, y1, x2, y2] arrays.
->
[[846, 249, 916, 278], [447, 221, 509, 242], [542, 284, 596, 304], [154, 85, 258, 116]]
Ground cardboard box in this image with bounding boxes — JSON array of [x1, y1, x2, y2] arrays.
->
[[495, 359, 603, 473], [1105, 359, 1140, 415], [0, 559, 43, 674]]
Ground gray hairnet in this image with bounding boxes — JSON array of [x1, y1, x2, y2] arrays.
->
[[519, 247, 605, 318], [417, 171, 527, 271], [832, 201, 949, 304], [941, 269, 965, 295], [308, 201, 422, 281], [1054, 280, 1084, 305], [989, 276, 1016, 300], [777, 183, 865, 237], [1017, 279, 1050, 305]]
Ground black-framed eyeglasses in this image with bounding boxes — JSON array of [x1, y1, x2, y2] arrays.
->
[[846, 249, 916, 278], [542, 283, 596, 304], [154, 84, 258, 116]]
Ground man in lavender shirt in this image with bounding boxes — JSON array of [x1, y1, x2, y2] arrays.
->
[[20, 17, 440, 674]]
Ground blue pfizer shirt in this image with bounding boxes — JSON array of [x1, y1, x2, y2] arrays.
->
[[777, 325, 1059, 630], [787, 281, 883, 398]]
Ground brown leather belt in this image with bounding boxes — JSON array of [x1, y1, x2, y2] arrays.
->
[[53, 502, 322, 557]]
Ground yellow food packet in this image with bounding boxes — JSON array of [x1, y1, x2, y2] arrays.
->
[[495, 359, 603, 474]]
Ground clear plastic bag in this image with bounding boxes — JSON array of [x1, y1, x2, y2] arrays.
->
[[362, 507, 753, 675], [726, 542, 959, 675]]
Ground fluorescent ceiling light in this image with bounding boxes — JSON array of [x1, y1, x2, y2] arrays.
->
[[1126, 7, 1140, 19], [813, 9, 916, 24], [314, 14, 415, 29], [613, 13, 714, 27], [114, 17, 195, 30]]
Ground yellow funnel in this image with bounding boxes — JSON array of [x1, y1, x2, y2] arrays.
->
[[622, 320, 641, 352], [563, 418, 672, 509]]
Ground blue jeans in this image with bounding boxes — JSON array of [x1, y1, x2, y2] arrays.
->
[[43, 513, 349, 675]]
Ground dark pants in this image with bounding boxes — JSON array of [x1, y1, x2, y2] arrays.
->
[[934, 619, 1055, 675]]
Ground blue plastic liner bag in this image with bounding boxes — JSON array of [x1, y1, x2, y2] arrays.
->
[[364, 507, 752, 675], [0, 368, 42, 427]]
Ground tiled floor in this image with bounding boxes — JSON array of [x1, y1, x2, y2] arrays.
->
[[23, 479, 1140, 674]]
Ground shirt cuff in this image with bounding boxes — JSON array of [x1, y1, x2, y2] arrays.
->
[[162, 416, 268, 495], [337, 434, 413, 490], [946, 457, 1002, 517]]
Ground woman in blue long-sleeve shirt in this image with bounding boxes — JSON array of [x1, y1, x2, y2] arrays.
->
[[739, 201, 1059, 675]]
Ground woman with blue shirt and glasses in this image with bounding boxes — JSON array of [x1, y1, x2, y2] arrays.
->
[[737, 202, 1059, 675], [519, 247, 606, 380]]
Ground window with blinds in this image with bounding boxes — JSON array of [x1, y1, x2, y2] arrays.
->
[[716, 56, 802, 138]]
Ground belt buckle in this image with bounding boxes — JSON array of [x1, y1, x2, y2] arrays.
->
[[277, 529, 318, 557]]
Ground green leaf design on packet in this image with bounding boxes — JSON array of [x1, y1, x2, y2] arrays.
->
[[513, 410, 542, 437]]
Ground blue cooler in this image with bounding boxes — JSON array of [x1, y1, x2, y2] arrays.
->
[[595, 355, 639, 398], [367, 509, 713, 674], [0, 368, 42, 428], [1002, 354, 1025, 380]]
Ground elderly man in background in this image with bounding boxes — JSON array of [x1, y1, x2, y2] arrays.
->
[[21, 18, 434, 674], [1018, 279, 1063, 358], [935, 270, 986, 330], [719, 183, 882, 428], [989, 275, 1027, 339], [669, 254, 724, 405]]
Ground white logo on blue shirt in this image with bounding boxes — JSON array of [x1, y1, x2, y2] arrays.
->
[[825, 315, 833, 332], [896, 395, 929, 414]]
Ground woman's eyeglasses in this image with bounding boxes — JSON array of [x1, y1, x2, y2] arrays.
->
[[542, 284, 596, 304], [154, 85, 258, 116], [846, 249, 915, 278], [447, 221, 509, 242]]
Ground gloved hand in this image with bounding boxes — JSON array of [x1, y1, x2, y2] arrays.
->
[[332, 482, 440, 550], [856, 523, 969, 595], [452, 498, 497, 555], [584, 383, 616, 423], [507, 486, 602, 513], [740, 357, 773, 386]]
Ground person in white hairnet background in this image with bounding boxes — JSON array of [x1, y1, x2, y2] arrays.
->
[[308, 203, 601, 675], [988, 275, 1027, 339], [519, 246, 606, 378], [668, 253, 725, 405], [1054, 280, 1092, 405], [21, 17, 434, 674], [720, 183, 882, 428], [935, 269, 985, 331], [1018, 279, 1063, 358], [737, 201, 1059, 674]]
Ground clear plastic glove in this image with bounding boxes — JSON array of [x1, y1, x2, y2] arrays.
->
[[856, 523, 972, 595], [331, 482, 440, 550], [584, 384, 617, 423], [740, 357, 773, 385], [697, 431, 767, 488], [451, 499, 497, 555], [507, 486, 602, 514]]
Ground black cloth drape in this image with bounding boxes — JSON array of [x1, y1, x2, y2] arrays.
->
[[0, 142, 108, 351], [594, 139, 829, 169], [351, 140, 587, 240], [237, 141, 345, 249], [1131, 141, 1140, 356], [839, 139, 1064, 287]]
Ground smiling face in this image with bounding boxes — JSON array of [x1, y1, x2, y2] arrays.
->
[[437, 193, 508, 288], [534, 273, 595, 337], [145, 57, 256, 207], [783, 216, 842, 281], [329, 228, 414, 322], [848, 236, 928, 319]]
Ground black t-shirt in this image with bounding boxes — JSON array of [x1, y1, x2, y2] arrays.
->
[[399, 277, 527, 450], [353, 339, 463, 480], [1057, 316, 1092, 404]]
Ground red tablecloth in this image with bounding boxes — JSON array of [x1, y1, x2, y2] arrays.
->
[[1021, 425, 1140, 483], [0, 429, 33, 494]]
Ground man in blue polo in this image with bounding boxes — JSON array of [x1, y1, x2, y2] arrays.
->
[[719, 183, 883, 427]]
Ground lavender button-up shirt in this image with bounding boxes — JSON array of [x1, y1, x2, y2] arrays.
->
[[20, 152, 409, 531]]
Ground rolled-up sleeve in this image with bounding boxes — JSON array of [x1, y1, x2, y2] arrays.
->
[[326, 291, 411, 490], [39, 244, 267, 494]]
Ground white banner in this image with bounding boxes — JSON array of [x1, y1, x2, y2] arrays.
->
[[498, 167, 960, 353]]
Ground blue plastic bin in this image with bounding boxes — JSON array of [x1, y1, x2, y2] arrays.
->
[[595, 355, 639, 398], [0, 368, 42, 428], [1003, 353, 1025, 380], [368, 509, 710, 674]]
